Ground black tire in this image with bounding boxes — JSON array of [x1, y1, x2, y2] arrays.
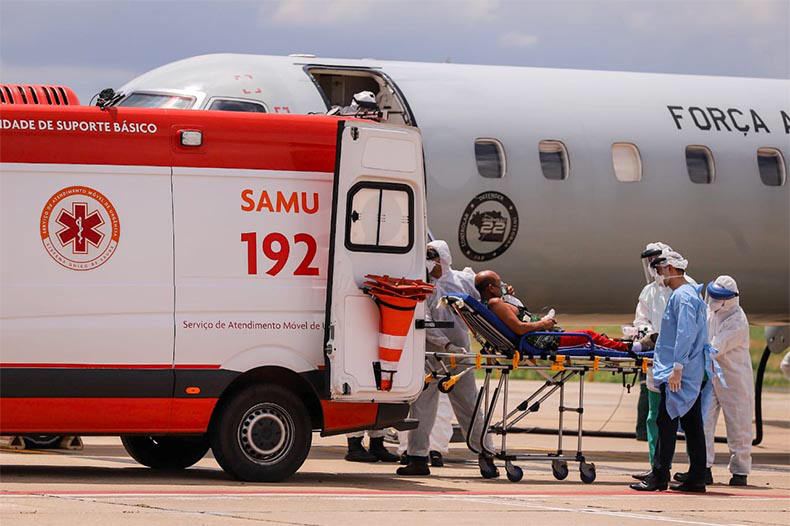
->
[[210, 384, 312, 482], [22, 435, 63, 449], [552, 459, 569, 480], [121, 435, 209, 469]]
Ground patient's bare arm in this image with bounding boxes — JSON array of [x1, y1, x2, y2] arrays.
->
[[487, 297, 555, 336]]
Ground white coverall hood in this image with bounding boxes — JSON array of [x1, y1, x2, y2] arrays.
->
[[705, 274, 753, 475]]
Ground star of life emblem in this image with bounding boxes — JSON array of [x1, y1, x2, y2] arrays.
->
[[41, 186, 120, 270]]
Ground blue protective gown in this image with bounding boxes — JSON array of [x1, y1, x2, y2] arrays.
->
[[652, 283, 709, 419]]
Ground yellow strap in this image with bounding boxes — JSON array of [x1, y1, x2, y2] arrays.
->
[[512, 351, 520, 370], [642, 359, 648, 374], [551, 355, 566, 371], [593, 356, 600, 372], [476, 353, 482, 369], [450, 355, 457, 368], [424, 373, 433, 385]]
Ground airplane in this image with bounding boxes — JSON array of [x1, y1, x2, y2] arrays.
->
[[113, 53, 789, 332]]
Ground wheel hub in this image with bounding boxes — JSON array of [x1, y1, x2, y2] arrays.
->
[[238, 403, 293, 465]]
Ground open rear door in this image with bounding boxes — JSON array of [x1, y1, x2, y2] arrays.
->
[[324, 120, 427, 402]]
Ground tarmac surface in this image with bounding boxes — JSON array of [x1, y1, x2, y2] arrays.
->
[[2, 380, 788, 525]]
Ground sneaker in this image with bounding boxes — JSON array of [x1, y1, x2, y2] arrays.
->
[[429, 450, 444, 467], [396, 456, 430, 476], [478, 454, 500, 479], [729, 474, 747, 486]]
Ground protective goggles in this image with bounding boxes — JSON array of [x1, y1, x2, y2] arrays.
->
[[706, 282, 739, 300]]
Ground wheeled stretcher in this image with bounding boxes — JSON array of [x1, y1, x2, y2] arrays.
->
[[424, 294, 653, 483]]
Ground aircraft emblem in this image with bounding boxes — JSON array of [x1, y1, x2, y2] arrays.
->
[[458, 191, 519, 262]]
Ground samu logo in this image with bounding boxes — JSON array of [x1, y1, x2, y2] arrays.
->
[[41, 186, 120, 271]]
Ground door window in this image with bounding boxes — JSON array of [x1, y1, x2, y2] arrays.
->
[[345, 182, 413, 253]]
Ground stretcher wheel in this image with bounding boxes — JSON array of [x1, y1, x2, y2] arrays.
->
[[551, 459, 569, 480], [505, 461, 523, 482], [438, 375, 455, 393], [579, 461, 596, 484]]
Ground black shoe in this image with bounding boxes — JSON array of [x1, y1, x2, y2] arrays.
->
[[345, 437, 378, 463], [674, 468, 713, 485], [368, 437, 400, 462], [478, 454, 500, 479], [429, 450, 444, 467], [399, 452, 408, 465], [631, 470, 652, 481], [630, 476, 668, 491], [729, 474, 747, 486], [396, 456, 430, 476], [670, 481, 706, 493]]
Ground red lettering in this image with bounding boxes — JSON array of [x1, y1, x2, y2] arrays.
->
[[256, 191, 274, 212], [262, 232, 289, 276], [241, 189, 255, 211], [276, 192, 299, 213], [294, 233, 319, 275]]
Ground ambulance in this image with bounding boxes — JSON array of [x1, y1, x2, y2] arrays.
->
[[0, 88, 428, 481]]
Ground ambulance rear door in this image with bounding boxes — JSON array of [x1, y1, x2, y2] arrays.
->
[[325, 120, 427, 402]]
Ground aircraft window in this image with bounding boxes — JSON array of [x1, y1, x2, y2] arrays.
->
[[117, 92, 194, 109], [345, 182, 414, 254], [611, 143, 642, 182], [475, 139, 506, 179], [685, 145, 715, 184], [539, 140, 569, 180], [757, 148, 786, 187], [208, 99, 266, 113]]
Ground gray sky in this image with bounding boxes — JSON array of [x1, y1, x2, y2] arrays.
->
[[1, 0, 788, 103]]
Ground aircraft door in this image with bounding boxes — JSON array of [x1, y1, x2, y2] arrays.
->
[[325, 121, 427, 402]]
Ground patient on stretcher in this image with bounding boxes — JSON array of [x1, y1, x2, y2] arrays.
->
[[474, 270, 636, 353]]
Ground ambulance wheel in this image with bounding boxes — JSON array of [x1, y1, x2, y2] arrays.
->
[[552, 459, 569, 480], [211, 384, 312, 482], [579, 461, 596, 484], [121, 435, 210, 469]]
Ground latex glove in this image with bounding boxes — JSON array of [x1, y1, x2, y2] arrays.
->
[[639, 332, 658, 351], [541, 308, 556, 321], [445, 344, 466, 354], [669, 366, 683, 392]]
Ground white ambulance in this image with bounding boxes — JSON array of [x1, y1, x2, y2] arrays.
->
[[0, 96, 428, 481]]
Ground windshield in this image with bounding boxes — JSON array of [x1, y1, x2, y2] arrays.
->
[[117, 92, 195, 109]]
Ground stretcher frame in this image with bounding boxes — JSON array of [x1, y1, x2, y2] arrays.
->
[[424, 294, 652, 483]]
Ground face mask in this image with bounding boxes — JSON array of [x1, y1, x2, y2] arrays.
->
[[426, 260, 437, 273], [707, 298, 726, 312]]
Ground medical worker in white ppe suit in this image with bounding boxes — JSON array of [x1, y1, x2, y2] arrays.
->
[[397, 240, 498, 478], [704, 275, 753, 486]]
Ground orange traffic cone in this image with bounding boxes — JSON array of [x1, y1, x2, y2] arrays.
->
[[374, 294, 418, 391], [366, 275, 433, 391]]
